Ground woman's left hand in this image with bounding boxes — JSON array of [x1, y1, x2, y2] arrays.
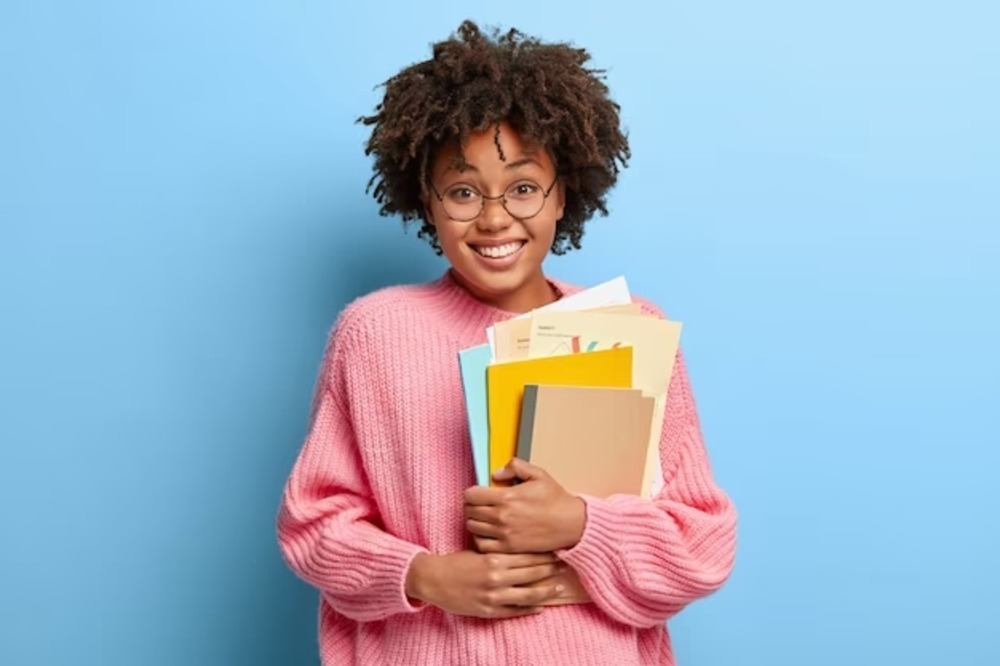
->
[[463, 458, 586, 554]]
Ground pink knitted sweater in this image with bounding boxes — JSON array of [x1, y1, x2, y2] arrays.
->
[[277, 271, 736, 665]]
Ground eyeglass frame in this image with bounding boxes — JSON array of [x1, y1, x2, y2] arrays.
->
[[427, 174, 560, 222]]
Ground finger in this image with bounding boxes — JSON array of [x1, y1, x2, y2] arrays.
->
[[491, 464, 517, 482], [487, 552, 560, 568], [497, 582, 564, 607], [466, 519, 502, 539], [475, 536, 506, 554], [463, 485, 505, 506], [507, 457, 544, 482], [463, 505, 499, 524], [502, 562, 562, 587]]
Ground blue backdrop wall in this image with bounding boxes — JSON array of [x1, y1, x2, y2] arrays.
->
[[2, 1, 997, 664]]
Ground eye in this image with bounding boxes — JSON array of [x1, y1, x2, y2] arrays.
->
[[507, 181, 541, 199], [444, 185, 480, 203]]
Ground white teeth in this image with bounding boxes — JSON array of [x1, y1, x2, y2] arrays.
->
[[475, 242, 523, 259]]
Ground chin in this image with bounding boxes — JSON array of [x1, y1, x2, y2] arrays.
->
[[455, 261, 534, 299], [459, 266, 528, 297]]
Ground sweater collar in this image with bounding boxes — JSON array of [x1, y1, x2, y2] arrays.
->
[[431, 269, 581, 345]]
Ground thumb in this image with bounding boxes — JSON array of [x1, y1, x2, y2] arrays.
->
[[492, 464, 517, 482], [505, 457, 543, 482]]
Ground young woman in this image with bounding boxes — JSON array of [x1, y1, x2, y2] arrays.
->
[[277, 20, 737, 665]]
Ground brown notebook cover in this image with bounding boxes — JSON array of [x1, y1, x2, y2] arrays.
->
[[517, 384, 655, 498]]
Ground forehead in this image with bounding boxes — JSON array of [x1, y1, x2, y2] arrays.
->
[[431, 122, 553, 173]]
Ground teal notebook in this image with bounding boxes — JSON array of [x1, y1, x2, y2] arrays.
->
[[458, 344, 492, 486]]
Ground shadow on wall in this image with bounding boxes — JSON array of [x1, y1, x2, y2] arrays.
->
[[342, 229, 445, 302], [213, 197, 441, 666]]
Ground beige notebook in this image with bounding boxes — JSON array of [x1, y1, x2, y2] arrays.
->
[[526, 310, 682, 498], [516, 384, 655, 497]]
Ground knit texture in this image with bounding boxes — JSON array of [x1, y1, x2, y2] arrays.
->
[[277, 271, 737, 665]]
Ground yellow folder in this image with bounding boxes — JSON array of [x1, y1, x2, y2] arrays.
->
[[486, 346, 633, 485]]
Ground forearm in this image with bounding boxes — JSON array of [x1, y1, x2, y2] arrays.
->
[[278, 494, 428, 622], [551, 344, 738, 627], [558, 485, 736, 627], [278, 361, 429, 623]]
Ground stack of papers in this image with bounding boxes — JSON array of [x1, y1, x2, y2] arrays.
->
[[458, 277, 683, 499]]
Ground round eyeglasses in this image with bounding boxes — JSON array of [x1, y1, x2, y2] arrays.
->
[[429, 176, 559, 222]]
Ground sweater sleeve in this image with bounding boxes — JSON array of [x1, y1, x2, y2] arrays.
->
[[556, 348, 737, 629], [276, 323, 428, 623]]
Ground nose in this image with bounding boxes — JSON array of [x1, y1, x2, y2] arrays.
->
[[475, 196, 514, 233]]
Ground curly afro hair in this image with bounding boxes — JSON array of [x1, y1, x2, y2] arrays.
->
[[357, 20, 630, 255]]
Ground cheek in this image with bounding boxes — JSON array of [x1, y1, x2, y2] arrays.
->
[[435, 220, 460, 246], [527, 216, 559, 246], [433, 218, 469, 259]]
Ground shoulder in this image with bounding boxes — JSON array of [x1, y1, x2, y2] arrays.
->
[[631, 293, 668, 319], [329, 279, 444, 347], [338, 282, 430, 330], [313, 280, 442, 383]]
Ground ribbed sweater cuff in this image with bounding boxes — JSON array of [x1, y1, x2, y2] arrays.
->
[[307, 524, 430, 619], [348, 539, 429, 617], [554, 495, 663, 626], [556, 495, 626, 570]]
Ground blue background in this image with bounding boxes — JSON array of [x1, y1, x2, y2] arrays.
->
[[2, 1, 997, 664]]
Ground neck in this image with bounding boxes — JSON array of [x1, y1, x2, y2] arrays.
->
[[448, 269, 560, 315]]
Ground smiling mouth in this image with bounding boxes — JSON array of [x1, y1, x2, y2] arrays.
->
[[471, 241, 526, 259]]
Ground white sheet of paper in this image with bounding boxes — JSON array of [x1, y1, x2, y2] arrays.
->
[[486, 276, 631, 360]]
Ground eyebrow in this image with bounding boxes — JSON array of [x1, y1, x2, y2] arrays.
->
[[446, 157, 543, 173]]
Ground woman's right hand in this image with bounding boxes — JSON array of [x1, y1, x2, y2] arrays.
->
[[405, 551, 564, 618]]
